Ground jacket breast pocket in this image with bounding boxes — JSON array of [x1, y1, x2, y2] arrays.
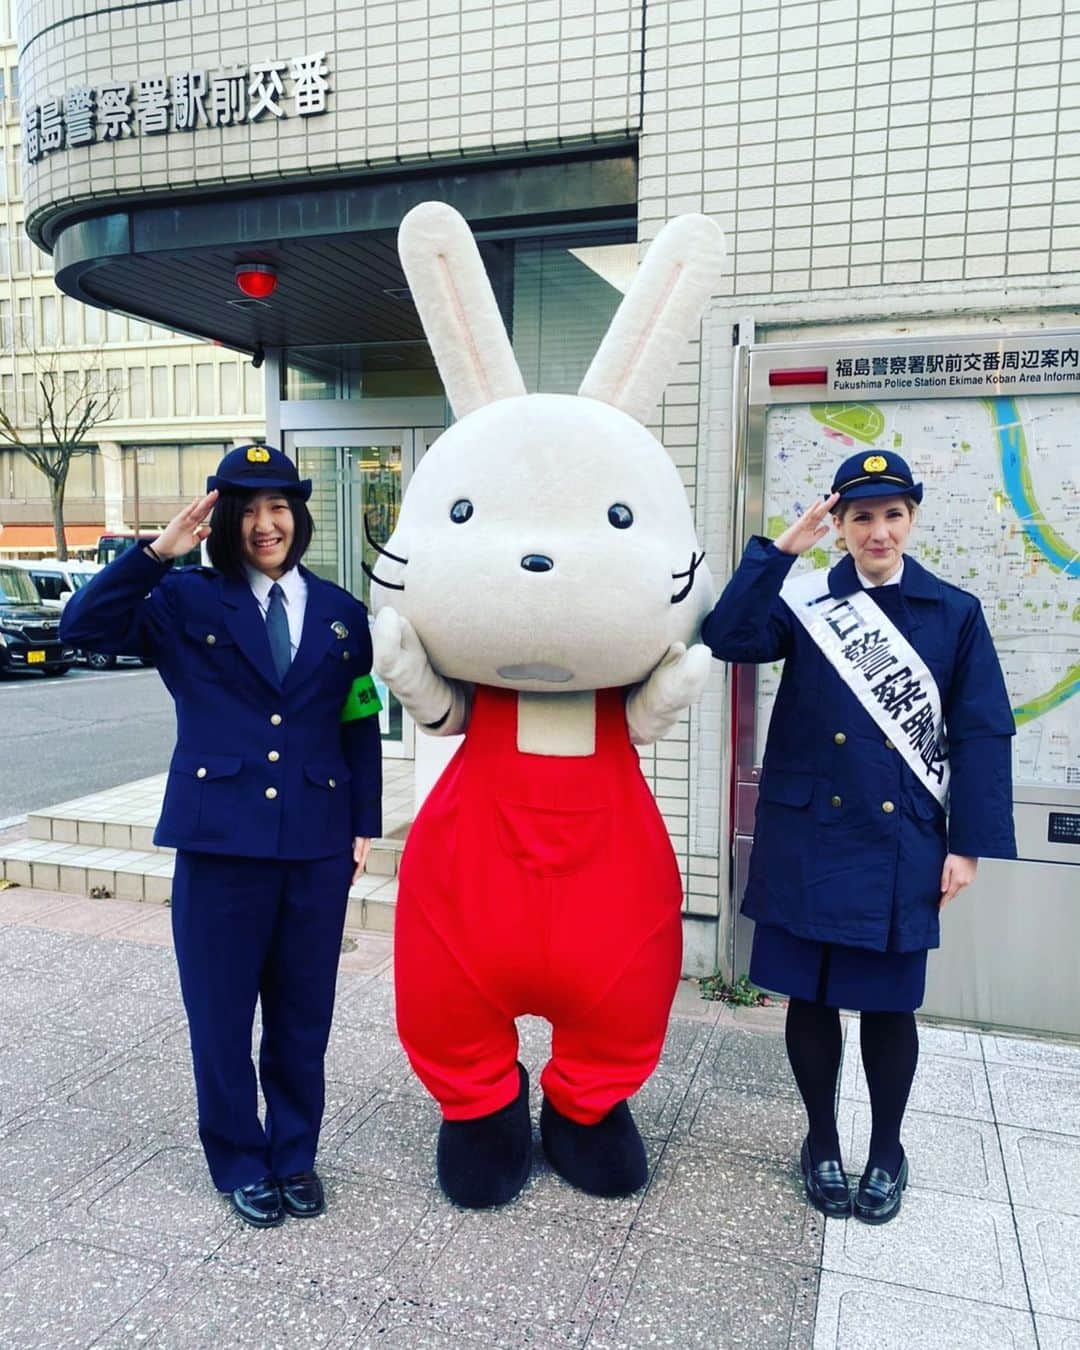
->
[[182, 620, 243, 682]]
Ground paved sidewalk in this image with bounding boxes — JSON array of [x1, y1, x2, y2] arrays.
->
[[0, 883, 1077, 1349]]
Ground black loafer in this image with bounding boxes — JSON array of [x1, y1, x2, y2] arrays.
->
[[853, 1152, 908, 1225], [800, 1138, 852, 1218], [279, 1170, 326, 1218], [231, 1176, 284, 1228]]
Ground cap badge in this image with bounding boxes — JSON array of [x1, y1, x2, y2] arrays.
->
[[862, 454, 887, 473], [331, 621, 349, 639], [246, 446, 271, 463]]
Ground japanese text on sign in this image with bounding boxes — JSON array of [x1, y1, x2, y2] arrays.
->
[[24, 53, 330, 163]]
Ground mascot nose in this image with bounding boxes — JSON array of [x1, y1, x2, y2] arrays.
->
[[521, 554, 554, 573]]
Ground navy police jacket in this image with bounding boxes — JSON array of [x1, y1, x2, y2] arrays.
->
[[61, 545, 382, 859], [703, 538, 1016, 953]]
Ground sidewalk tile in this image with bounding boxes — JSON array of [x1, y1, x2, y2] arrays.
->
[[0, 1238, 165, 1349], [1035, 1314, 1080, 1349], [821, 1189, 1028, 1310], [85, 1142, 234, 1249], [0, 1107, 137, 1209], [837, 1100, 1009, 1203], [812, 1273, 1038, 1350], [1000, 1127, 1080, 1217], [982, 1035, 1080, 1075], [987, 1063, 1080, 1135], [589, 1238, 817, 1350], [1015, 1208, 1080, 1320], [841, 1045, 994, 1122]]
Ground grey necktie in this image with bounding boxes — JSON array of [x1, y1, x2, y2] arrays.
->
[[266, 582, 291, 682]]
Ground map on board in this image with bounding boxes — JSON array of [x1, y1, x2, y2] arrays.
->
[[758, 396, 1080, 789]]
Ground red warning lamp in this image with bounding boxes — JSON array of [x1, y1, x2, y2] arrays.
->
[[234, 263, 278, 299]]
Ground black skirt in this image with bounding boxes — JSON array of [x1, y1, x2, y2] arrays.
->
[[749, 922, 928, 1013]]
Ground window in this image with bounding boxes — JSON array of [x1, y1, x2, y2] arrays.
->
[[0, 222, 8, 275], [244, 361, 263, 413], [84, 305, 102, 343], [10, 68, 18, 99], [106, 366, 123, 413], [181, 443, 228, 495], [13, 218, 31, 274], [31, 570, 68, 603], [150, 365, 168, 416], [19, 371, 36, 423], [106, 309, 126, 343], [174, 365, 191, 414], [16, 296, 31, 345], [220, 363, 239, 415], [130, 444, 179, 496], [195, 362, 213, 414], [40, 295, 56, 346], [0, 299, 10, 347], [128, 367, 145, 418], [61, 297, 81, 345]]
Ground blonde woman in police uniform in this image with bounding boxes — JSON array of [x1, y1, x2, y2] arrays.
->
[[703, 450, 1015, 1223], [61, 445, 382, 1228]]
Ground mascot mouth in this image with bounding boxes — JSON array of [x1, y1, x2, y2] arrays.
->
[[496, 663, 574, 683]]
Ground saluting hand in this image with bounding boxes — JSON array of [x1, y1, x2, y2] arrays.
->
[[153, 490, 219, 560], [939, 853, 977, 908], [774, 492, 840, 556]]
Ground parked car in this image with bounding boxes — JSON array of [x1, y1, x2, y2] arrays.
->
[[0, 563, 75, 677], [8, 557, 100, 610]]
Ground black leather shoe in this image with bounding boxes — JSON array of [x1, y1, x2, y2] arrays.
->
[[800, 1138, 852, 1218], [279, 1170, 326, 1218], [853, 1152, 908, 1224], [230, 1176, 284, 1228]]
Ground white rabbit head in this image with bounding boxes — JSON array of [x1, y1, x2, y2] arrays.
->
[[368, 202, 725, 693]]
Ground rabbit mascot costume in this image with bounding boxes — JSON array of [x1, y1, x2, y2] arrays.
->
[[371, 202, 725, 1208]]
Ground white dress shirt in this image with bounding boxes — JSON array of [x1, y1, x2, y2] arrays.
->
[[245, 564, 308, 660], [856, 558, 905, 590]]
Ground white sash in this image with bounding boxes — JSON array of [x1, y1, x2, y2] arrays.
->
[[780, 569, 950, 807]]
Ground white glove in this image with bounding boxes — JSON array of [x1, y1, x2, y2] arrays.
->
[[625, 642, 713, 745], [372, 608, 469, 735]]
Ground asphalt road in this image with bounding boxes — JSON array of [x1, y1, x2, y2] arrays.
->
[[0, 665, 175, 820]]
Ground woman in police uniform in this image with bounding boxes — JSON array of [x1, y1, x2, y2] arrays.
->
[[702, 451, 1015, 1224], [61, 445, 382, 1228]]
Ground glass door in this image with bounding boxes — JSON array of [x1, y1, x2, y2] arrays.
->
[[285, 426, 442, 757]]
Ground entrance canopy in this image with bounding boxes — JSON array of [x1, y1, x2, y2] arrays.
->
[[50, 148, 637, 355]]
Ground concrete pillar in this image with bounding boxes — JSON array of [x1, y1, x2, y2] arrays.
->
[[98, 440, 125, 531]]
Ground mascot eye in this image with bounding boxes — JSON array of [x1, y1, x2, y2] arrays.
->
[[450, 499, 474, 524], [608, 503, 634, 529]]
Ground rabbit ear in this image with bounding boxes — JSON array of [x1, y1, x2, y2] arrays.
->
[[579, 215, 726, 424], [398, 201, 526, 419]]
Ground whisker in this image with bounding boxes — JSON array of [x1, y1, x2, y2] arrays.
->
[[362, 560, 405, 591], [364, 513, 409, 564], [670, 550, 705, 604]]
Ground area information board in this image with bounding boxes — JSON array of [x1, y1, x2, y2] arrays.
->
[[750, 334, 1079, 792]]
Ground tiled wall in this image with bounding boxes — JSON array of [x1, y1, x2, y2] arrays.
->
[[18, 0, 643, 239]]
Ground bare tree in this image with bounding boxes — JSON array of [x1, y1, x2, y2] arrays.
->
[[0, 347, 120, 560]]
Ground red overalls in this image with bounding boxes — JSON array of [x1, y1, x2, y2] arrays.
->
[[395, 684, 684, 1124]]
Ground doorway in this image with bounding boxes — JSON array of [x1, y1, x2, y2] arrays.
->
[[284, 412, 445, 757]]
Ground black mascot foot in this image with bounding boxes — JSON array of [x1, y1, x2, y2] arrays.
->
[[540, 1096, 647, 1197], [436, 1063, 532, 1208]]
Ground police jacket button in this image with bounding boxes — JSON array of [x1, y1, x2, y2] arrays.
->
[[328, 778, 336, 788], [270, 714, 282, 726], [830, 795, 842, 808], [205, 634, 216, 645], [882, 800, 895, 813], [196, 767, 207, 779], [265, 786, 278, 800], [885, 738, 895, 750], [267, 750, 280, 762], [342, 650, 351, 661], [833, 732, 846, 745]]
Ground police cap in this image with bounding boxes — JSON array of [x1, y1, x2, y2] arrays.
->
[[207, 445, 312, 501], [829, 450, 923, 505]]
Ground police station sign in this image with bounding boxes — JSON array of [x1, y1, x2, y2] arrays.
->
[[749, 331, 1080, 404], [24, 52, 331, 163]]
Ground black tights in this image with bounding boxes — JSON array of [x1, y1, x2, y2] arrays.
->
[[785, 998, 918, 1174]]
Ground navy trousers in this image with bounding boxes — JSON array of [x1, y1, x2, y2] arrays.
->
[[171, 848, 353, 1192]]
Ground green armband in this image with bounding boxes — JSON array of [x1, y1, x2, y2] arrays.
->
[[341, 674, 383, 723]]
